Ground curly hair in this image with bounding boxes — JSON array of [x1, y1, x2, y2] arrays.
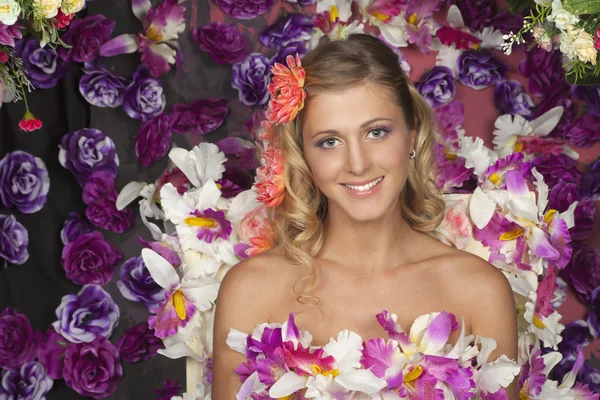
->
[[266, 34, 445, 311]]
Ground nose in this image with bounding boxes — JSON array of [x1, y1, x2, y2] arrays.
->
[[346, 141, 373, 176]]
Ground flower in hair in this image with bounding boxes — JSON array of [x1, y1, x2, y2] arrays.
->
[[254, 144, 285, 207], [265, 54, 306, 125]]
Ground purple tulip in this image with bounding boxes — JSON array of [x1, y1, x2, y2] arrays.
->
[[59, 15, 116, 63], [79, 60, 131, 108], [0, 214, 29, 266], [415, 66, 455, 108], [570, 199, 597, 241], [214, 0, 274, 19], [58, 128, 119, 187], [232, 53, 271, 106], [115, 322, 164, 363], [63, 335, 123, 399], [519, 46, 565, 98], [548, 182, 580, 212], [135, 113, 172, 166], [563, 242, 600, 304], [0, 150, 49, 214], [37, 328, 68, 379], [82, 172, 134, 233], [566, 113, 600, 148], [457, 50, 508, 90], [494, 80, 535, 118], [169, 98, 228, 136], [582, 159, 600, 200], [0, 361, 53, 399], [260, 13, 314, 49], [123, 65, 166, 121], [0, 308, 39, 371], [192, 22, 249, 64], [116, 256, 166, 310], [13, 37, 69, 89], [61, 231, 122, 285], [53, 284, 120, 344], [60, 212, 93, 245]]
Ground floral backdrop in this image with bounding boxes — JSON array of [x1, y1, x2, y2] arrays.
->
[[0, 0, 600, 398]]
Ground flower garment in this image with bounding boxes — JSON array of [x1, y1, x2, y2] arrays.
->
[[228, 310, 520, 398]]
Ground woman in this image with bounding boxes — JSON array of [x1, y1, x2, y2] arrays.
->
[[212, 34, 519, 398]]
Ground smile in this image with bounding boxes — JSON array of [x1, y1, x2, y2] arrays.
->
[[341, 176, 384, 192]]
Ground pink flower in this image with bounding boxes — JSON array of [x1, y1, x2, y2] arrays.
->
[[437, 200, 472, 249], [265, 54, 306, 125], [595, 27, 600, 50], [0, 51, 8, 63], [18, 111, 43, 132], [435, 26, 481, 50], [241, 205, 275, 256], [255, 145, 285, 207], [54, 9, 75, 29]]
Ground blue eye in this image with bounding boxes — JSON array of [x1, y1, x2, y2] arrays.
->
[[317, 137, 340, 149], [366, 127, 390, 139]]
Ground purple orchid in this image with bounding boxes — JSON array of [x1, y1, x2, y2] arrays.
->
[[481, 152, 531, 190], [0, 22, 22, 47], [100, 0, 186, 77]]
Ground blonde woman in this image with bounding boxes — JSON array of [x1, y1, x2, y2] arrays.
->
[[212, 34, 518, 398]]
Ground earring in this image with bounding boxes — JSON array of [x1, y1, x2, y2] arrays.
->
[[409, 150, 416, 159]]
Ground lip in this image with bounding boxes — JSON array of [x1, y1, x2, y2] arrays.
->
[[341, 176, 384, 186], [340, 176, 384, 199]]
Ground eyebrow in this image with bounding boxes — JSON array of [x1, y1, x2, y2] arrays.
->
[[309, 117, 394, 139]]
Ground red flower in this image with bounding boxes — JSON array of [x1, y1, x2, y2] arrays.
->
[[595, 27, 600, 51], [436, 26, 482, 50], [0, 51, 8, 64], [19, 111, 43, 132], [54, 9, 75, 29]]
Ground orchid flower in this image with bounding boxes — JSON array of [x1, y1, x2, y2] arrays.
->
[[100, 0, 186, 77], [355, 0, 409, 47]]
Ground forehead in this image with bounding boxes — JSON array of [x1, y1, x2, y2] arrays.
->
[[302, 83, 403, 135]]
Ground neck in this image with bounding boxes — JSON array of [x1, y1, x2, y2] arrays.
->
[[318, 203, 417, 272]]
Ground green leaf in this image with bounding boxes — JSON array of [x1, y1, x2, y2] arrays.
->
[[507, 0, 536, 14], [566, 71, 600, 85], [562, 0, 600, 14]]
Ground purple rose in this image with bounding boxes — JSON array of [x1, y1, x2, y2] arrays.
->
[[558, 320, 591, 353], [457, 50, 507, 90], [0, 22, 22, 47], [0, 308, 39, 370], [192, 22, 249, 64], [534, 83, 575, 139], [53, 284, 120, 344], [0, 214, 29, 266], [13, 37, 69, 89], [494, 80, 535, 117], [37, 328, 68, 379], [0, 151, 49, 214], [570, 199, 597, 241], [61, 212, 93, 245], [214, 0, 274, 19], [170, 98, 228, 136], [260, 13, 314, 49], [531, 154, 583, 188], [82, 172, 134, 233], [116, 256, 166, 310], [582, 159, 600, 200], [563, 242, 600, 304], [154, 379, 184, 400], [115, 322, 164, 363], [61, 231, 122, 285], [59, 128, 119, 187], [415, 66, 455, 108], [519, 46, 565, 98], [0, 361, 53, 399], [63, 335, 123, 399], [59, 15, 115, 63], [232, 53, 271, 106], [589, 287, 600, 338], [548, 182, 580, 212], [572, 85, 600, 118], [123, 65, 166, 121], [79, 60, 131, 108], [271, 41, 308, 66], [452, 0, 494, 31], [135, 113, 172, 166], [566, 113, 600, 148]]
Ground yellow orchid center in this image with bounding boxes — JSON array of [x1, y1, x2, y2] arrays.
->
[[146, 25, 164, 42], [173, 290, 187, 320], [519, 382, 531, 400], [0, 5, 9, 11], [372, 11, 390, 21], [311, 364, 339, 377], [184, 216, 218, 228], [544, 209, 557, 224], [445, 153, 458, 161], [514, 142, 524, 152], [488, 172, 501, 185], [216, 183, 222, 189], [404, 365, 423, 383], [329, 5, 339, 22], [408, 13, 418, 25], [472, 43, 481, 50], [500, 228, 524, 241], [533, 315, 547, 329]]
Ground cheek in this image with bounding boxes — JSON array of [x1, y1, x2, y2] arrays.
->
[[305, 149, 343, 190]]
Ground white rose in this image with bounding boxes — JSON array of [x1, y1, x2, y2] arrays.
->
[[559, 27, 577, 61], [61, 0, 85, 14], [0, 0, 21, 26], [572, 28, 598, 65], [548, 0, 579, 30], [33, 0, 62, 18]]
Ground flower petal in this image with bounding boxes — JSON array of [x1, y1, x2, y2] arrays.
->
[[529, 106, 564, 136], [470, 187, 496, 229], [420, 312, 452, 354], [100, 34, 139, 57], [132, 0, 152, 24], [335, 369, 388, 394], [269, 371, 306, 397], [141, 248, 180, 289], [116, 181, 146, 210]]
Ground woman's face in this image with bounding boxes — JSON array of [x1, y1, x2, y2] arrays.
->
[[301, 82, 415, 223]]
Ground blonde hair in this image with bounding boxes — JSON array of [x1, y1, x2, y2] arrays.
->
[[267, 34, 445, 310]]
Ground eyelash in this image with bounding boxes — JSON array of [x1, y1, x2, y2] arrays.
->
[[316, 127, 391, 150]]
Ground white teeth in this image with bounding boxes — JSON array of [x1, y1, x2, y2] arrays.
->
[[343, 177, 383, 191]]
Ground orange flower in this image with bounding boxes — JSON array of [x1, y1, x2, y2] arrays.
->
[[265, 54, 306, 125], [242, 206, 275, 257], [254, 144, 285, 207]]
